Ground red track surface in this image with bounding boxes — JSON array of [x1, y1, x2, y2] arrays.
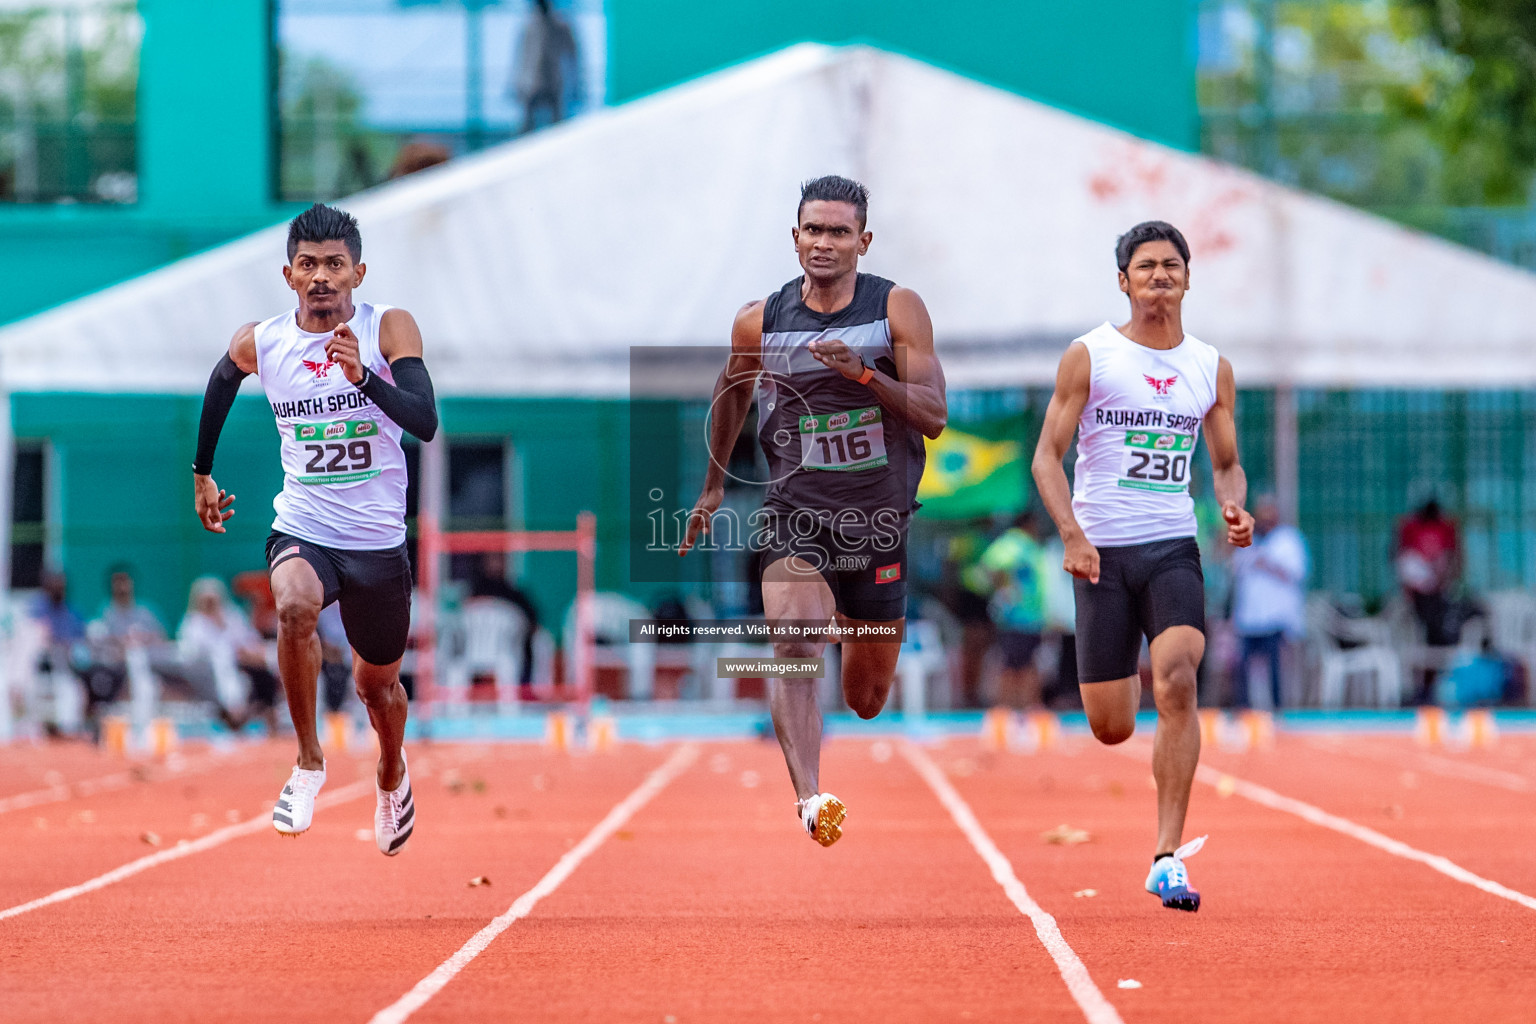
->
[[4, 731, 1536, 1022]]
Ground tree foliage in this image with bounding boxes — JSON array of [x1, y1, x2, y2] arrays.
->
[[1398, 0, 1536, 203]]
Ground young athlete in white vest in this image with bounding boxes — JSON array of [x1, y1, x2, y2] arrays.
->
[[1033, 221, 1254, 911], [192, 204, 438, 856]]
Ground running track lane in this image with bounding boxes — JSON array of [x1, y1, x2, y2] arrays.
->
[[0, 742, 690, 1023], [0, 741, 357, 905], [400, 738, 1118, 1024], [942, 734, 1536, 1024]]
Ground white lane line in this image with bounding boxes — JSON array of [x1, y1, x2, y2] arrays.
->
[[367, 743, 700, 1024], [0, 745, 265, 817], [1305, 736, 1532, 793], [900, 743, 1123, 1024], [1195, 764, 1536, 912], [0, 780, 372, 922]]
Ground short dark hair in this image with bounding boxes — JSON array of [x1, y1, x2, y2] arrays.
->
[[798, 175, 870, 228], [287, 203, 362, 264], [1115, 220, 1190, 273]]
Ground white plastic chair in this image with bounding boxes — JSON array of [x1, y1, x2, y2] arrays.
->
[[895, 619, 947, 723], [564, 592, 652, 698], [1306, 596, 1403, 708], [1483, 589, 1536, 705], [443, 597, 529, 713]]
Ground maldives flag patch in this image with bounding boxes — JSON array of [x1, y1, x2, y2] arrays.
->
[[876, 563, 901, 584]]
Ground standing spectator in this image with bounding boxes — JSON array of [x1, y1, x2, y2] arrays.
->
[[979, 513, 1048, 709], [1228, 495, 1308, 709], [510, 0, 580, 134], [936, 521, 995, 707], [178, 577, 281, 734], [1395, 497, 1461, 646]]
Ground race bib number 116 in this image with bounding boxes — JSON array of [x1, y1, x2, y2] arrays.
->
[[1118, 430, 1194, 493], [799, 406, 888, 472]]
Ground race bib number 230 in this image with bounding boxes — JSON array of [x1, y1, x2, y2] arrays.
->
[[294, 419, 381, 485], [1118, 430, 1194, 493]]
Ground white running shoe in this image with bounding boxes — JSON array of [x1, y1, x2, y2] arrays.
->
[[375, 755, 414, 857], [273, 762, 326, 837], [797, 793, 847, 848]]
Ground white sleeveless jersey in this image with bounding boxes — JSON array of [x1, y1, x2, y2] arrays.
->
[[254, 302, 408, 550], [1070, 322, 1221, 548]]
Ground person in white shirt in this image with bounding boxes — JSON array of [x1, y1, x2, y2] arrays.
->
[[178, 576, 280, 733], [1228, 496, 1308, 709]]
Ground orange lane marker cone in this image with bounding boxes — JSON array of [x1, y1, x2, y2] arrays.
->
[[325, 712, 352, 752], [102, 716, 130, 756], [981, 707, 1013, 752], [149, 717, 177, 758], [587, 714, 616, 752], [546, 711, 573, 752], [1465, 709, 1498, 749], [1414, 707, 1446, 748], [1022, 711, 1060, 752], [1198, 709, 1220, 747], [1240, 710, 1275, 750]]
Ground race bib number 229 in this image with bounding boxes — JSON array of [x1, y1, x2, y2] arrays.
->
[[294, 419, 381, 485]]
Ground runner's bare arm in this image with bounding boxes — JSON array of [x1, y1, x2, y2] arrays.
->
[[1205, 356, 1253, 548], [681, 301, 765, 556], [192, 322, 259, 534], [1031, 342, 1100, 583], [327, 308, 438, 441], [807, 287, 947, 438]]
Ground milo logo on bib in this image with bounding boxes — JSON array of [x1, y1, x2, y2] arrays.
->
[[324, 422, 348, 440], [827, 412, 851, 429]]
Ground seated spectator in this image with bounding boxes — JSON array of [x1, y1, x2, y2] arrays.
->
[[178, 576, 281, 733], [82, 564, 171, 723], [27, 569, 88, 734], [1229, 495, 1308, 709]]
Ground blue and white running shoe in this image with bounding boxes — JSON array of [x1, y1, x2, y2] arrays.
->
[[1144, 835, 1206, 912]]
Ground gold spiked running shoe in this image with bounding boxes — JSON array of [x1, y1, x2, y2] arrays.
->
[[798, 793, 847, 847]]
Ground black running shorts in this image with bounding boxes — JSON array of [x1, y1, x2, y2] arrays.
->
[[756, 514, 908, 623], [266, 530, 413, 666], [1074, 537, 1205, 684]]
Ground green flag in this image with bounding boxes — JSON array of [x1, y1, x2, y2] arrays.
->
[[918, 420, 1028, 520]]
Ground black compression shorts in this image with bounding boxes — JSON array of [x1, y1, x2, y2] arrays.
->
[[1074, 537, 1205, 683], [266, 530, 413, 666], [755, 514, 908, 622]]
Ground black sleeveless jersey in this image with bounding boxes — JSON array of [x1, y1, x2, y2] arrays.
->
[[756, 273, 925, 537]]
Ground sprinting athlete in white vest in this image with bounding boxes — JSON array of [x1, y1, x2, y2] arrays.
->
[[1032, 221, 1253, 912], [192, 204, 439, 857]]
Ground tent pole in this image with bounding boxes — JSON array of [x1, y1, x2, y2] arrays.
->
[[0, 380, 13, 742], [1274, 383, 1299, 524], [417, 431, 448, 723]]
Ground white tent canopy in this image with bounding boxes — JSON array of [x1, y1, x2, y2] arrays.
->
[[5, 43, 1536, 394]]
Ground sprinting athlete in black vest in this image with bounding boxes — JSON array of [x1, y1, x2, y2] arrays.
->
[[682, 176, 947, 846]]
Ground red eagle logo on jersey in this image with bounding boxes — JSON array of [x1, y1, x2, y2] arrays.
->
[[302, 358, 335, 379], [1144, 374, 1177, 396]]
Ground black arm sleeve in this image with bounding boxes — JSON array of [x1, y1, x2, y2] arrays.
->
[[358, 356, 439, 441], [193, 354, 250, 475]]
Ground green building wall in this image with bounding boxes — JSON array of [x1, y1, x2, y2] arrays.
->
[[13, 393, 650, 634], [607, 0, 1199, 151]]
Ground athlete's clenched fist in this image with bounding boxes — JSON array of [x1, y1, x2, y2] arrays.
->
[[324, 323, 366, 384]]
